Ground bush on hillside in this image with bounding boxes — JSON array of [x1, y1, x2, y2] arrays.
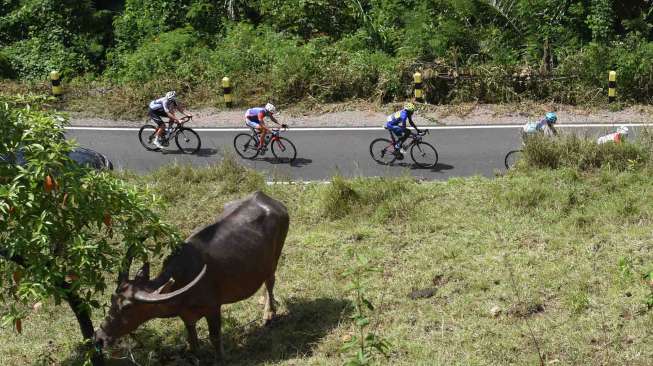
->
[[521, 134, 651, 171]]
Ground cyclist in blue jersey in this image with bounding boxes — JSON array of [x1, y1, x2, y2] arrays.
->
[[245, 103, 287, 153], [148, 91, 192, 148], [385, 102, 423, 154]]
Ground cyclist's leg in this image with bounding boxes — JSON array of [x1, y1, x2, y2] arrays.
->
[[258, 123, 269, 148], [246, 119, 264, 148], [397, 127, 410, 146], [388, 125, 405, 148], [149, 109, 166, 138]]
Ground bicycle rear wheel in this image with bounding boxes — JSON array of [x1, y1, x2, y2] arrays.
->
[[370, 138, 397, 165], [410, 141, 438, 168], [138, 125, 160, 151], [504, 150, 522, 169], [175, 127, 201, 154], [271, 137, 297, 163], [233, 133, 259, 159]]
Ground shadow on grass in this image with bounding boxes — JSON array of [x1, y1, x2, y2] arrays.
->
[[226, 297, 349, 364], [56, 297, 348, 366]]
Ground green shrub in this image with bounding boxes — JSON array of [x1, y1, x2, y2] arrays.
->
[[109, 28, 203, 83], [522, 134, 650, 171], [0, 52, 15, 79]]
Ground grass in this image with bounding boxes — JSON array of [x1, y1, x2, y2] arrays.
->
[[2, 158, 653, 365]]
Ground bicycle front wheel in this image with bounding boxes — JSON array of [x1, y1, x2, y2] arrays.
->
[[233, 133, 259, 159], [410, 141, 438, 168], [138, 125, 160, 151], [175, 127, 201, 154], [271, 137, 297, 163], [504, 150, 522, 170], [369, 138, 397, 165]]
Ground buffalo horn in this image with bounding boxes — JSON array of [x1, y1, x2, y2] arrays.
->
[[133, 265, 207, 303], [134, 262, 150, 282]]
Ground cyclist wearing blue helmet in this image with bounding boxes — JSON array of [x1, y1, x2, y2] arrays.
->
[[522, 112, 558, 140]]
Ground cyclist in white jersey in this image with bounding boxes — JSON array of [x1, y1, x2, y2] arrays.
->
[[148, 91, 192, 148]]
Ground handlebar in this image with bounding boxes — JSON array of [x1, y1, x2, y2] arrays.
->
[[179, 115, 193, 124], [270, 124, 289, 132]]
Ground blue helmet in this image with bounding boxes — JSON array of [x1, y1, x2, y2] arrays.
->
[[545, 112, 557, 124]]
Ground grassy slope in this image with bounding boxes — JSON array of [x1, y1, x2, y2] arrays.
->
[[2, 161, 653, 365]]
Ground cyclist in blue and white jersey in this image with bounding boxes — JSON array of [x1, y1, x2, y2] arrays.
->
[[385, 102, 423, 154], [522, 112, 558, 142], [245, 103, 287, 152]]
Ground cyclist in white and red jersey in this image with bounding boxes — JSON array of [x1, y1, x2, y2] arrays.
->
[[148, 91, 192, 148], [245, 103, 287, 152]]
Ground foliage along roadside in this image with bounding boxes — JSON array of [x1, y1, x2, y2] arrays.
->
[[1, 1, 652, 108], [0, 103, 180, 364]]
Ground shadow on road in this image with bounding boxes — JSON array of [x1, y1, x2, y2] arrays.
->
[[391, 162, 455, 172], [161, 148, 219, 157], [255, 157, 313, 167]]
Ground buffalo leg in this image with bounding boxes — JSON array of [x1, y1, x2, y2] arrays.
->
[[263, 275, 277, 323], [183, 319, 199, 352], [206, 309, 225, 359]]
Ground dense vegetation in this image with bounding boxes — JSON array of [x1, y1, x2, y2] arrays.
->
[[1, 1, 653, 106]]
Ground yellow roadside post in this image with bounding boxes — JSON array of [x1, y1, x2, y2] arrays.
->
[[413, 71, 424, 103], [222, 77, 232, 108], [608, 71, 617, 103], [50, 70, 63, 97]]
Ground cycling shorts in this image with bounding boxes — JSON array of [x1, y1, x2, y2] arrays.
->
[[386, 123, 406, 137], [149, 108, 167, 127], [246, 119, 261, 129]]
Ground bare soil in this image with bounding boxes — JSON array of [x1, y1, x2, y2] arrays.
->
[[68, 102, 653, 128]]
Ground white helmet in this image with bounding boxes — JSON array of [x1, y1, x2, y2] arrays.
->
[[265, 103, 277, 114], [617, 126, 629, 135], [166, 91, 177, 101]]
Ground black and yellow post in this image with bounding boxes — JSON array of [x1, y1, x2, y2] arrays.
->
[[50, 70, 63, 97], [608, 71, 617, 103], [413, 71, 424, 103], [222, 76, 233, 108]]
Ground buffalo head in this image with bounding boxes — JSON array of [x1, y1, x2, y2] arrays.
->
[[94, 262, 206, 347]]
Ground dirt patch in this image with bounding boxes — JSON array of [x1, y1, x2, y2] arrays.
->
[[408, 287, 438, 300], [507, 301, 546, 318]]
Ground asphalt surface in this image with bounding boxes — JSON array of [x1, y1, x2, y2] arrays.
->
[[67, 126, 644, 181]]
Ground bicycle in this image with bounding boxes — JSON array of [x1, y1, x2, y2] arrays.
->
[[504, 149, 522, 169], [138, 116, 201, 154], [369, 130, 438, 168], [233, 126, 297, 163]]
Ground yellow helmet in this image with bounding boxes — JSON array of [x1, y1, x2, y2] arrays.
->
[[404, 102, 416, 112]]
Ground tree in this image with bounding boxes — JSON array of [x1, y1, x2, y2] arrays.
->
[[0, 100, 180, 365]]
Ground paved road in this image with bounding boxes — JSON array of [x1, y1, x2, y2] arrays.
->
[[67, 125, 645, 181]]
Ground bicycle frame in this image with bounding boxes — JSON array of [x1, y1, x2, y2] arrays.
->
[[387, 130, 422, 149], [249, 127, 283, 148]]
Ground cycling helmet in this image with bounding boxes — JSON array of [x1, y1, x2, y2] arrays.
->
[[545, 112, 557, 124], [166, 91, 177, 101], [404, 102, 416, 113], [265, 103, 277, 114], [617, 125, 629, 135]]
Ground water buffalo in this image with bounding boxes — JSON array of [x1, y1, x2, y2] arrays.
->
[[94, 191, 289, 359]]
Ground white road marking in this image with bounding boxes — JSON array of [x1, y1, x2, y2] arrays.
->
[[65, 123, 653, 132]]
